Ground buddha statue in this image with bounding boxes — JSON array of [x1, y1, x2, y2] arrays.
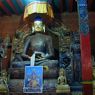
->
[[23, 16, 58, 67], [56, 68, 70, 93], [0, 70, 8, 93]]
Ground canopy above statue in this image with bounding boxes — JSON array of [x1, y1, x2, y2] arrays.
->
[[23, 0, 52, 6], [23, 0, 54, 24]]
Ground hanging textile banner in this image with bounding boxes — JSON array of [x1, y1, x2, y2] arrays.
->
[[77, 0, 89, 35], [23, 0, 54, 23], [23, 0, 49, 6], [23, 66, 43, 93]]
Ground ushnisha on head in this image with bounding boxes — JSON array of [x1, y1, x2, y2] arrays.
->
[[32, 16, 45, 33]]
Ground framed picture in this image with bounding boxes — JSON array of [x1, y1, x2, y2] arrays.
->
[[23, 66, 43, 93]]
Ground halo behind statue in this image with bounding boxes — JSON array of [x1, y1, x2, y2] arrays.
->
[[23, 0, 54, 24]]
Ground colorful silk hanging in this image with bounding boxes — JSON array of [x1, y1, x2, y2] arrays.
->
[[23, 0, 54, 23]]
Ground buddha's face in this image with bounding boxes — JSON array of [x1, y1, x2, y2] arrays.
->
[[33, 20, 44, 32]]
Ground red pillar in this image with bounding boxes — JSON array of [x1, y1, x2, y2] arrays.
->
[[80, 33, 93, 95], [77, 0, 93, 94], [80, 33, 92, 81]]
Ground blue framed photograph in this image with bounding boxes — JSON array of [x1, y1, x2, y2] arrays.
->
[[23, 66, 43, 93]]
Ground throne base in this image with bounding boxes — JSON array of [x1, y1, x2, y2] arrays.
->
[[8, 79, 57, 93], [56, 84, 70, 93]]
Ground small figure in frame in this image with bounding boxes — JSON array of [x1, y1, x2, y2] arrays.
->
[[23, 66, 43, 93]]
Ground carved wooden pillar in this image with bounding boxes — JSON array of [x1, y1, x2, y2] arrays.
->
[[77, 0, 93, 95]]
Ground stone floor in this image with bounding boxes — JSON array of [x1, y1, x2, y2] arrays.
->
[[0, 92, 72, 95]]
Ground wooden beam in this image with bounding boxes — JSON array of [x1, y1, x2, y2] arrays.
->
[[59, 0, 63, 13], [6, 0, 18, 14], [16, 0, 24, 11], [0, 11, 2, 15], [88, 0, 93, 10], [0, 2, 11, 15], [68, 0, 74, 12]]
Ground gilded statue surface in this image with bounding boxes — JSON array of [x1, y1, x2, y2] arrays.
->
[[19, 17, 58, 64], [57, 68, 67, 85], [56, 68, 70, 93], [23, 18, 54, 61]]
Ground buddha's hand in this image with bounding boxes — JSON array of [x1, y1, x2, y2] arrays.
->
[[22, 54, 31, 59], [35, 52, 46, 60]]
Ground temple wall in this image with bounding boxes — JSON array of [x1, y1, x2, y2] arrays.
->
[[0, 15, 20, 39]]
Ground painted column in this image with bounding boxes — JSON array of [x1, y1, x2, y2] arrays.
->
[[77, 0, 93, 95]]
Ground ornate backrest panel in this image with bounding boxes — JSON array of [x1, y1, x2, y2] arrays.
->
[[10, 19, 74, 85], [47, 20, 73, 84], [11, 25, 31, 62]]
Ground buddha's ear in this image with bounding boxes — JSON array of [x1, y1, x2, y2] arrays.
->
[[43, 25, 45, 33], [32, 26, 35, 33]]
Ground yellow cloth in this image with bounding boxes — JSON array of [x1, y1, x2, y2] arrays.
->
[[24, 2, 54, 23]]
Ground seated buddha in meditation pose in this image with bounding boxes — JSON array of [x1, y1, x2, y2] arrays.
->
[[23, 16, 58, 66]]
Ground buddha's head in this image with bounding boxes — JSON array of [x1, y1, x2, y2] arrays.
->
[[32, 16, 45, 33], [59, 68, 65, 76]]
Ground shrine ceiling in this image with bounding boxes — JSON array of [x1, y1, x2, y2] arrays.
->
[[0, 0, 94, 16]]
